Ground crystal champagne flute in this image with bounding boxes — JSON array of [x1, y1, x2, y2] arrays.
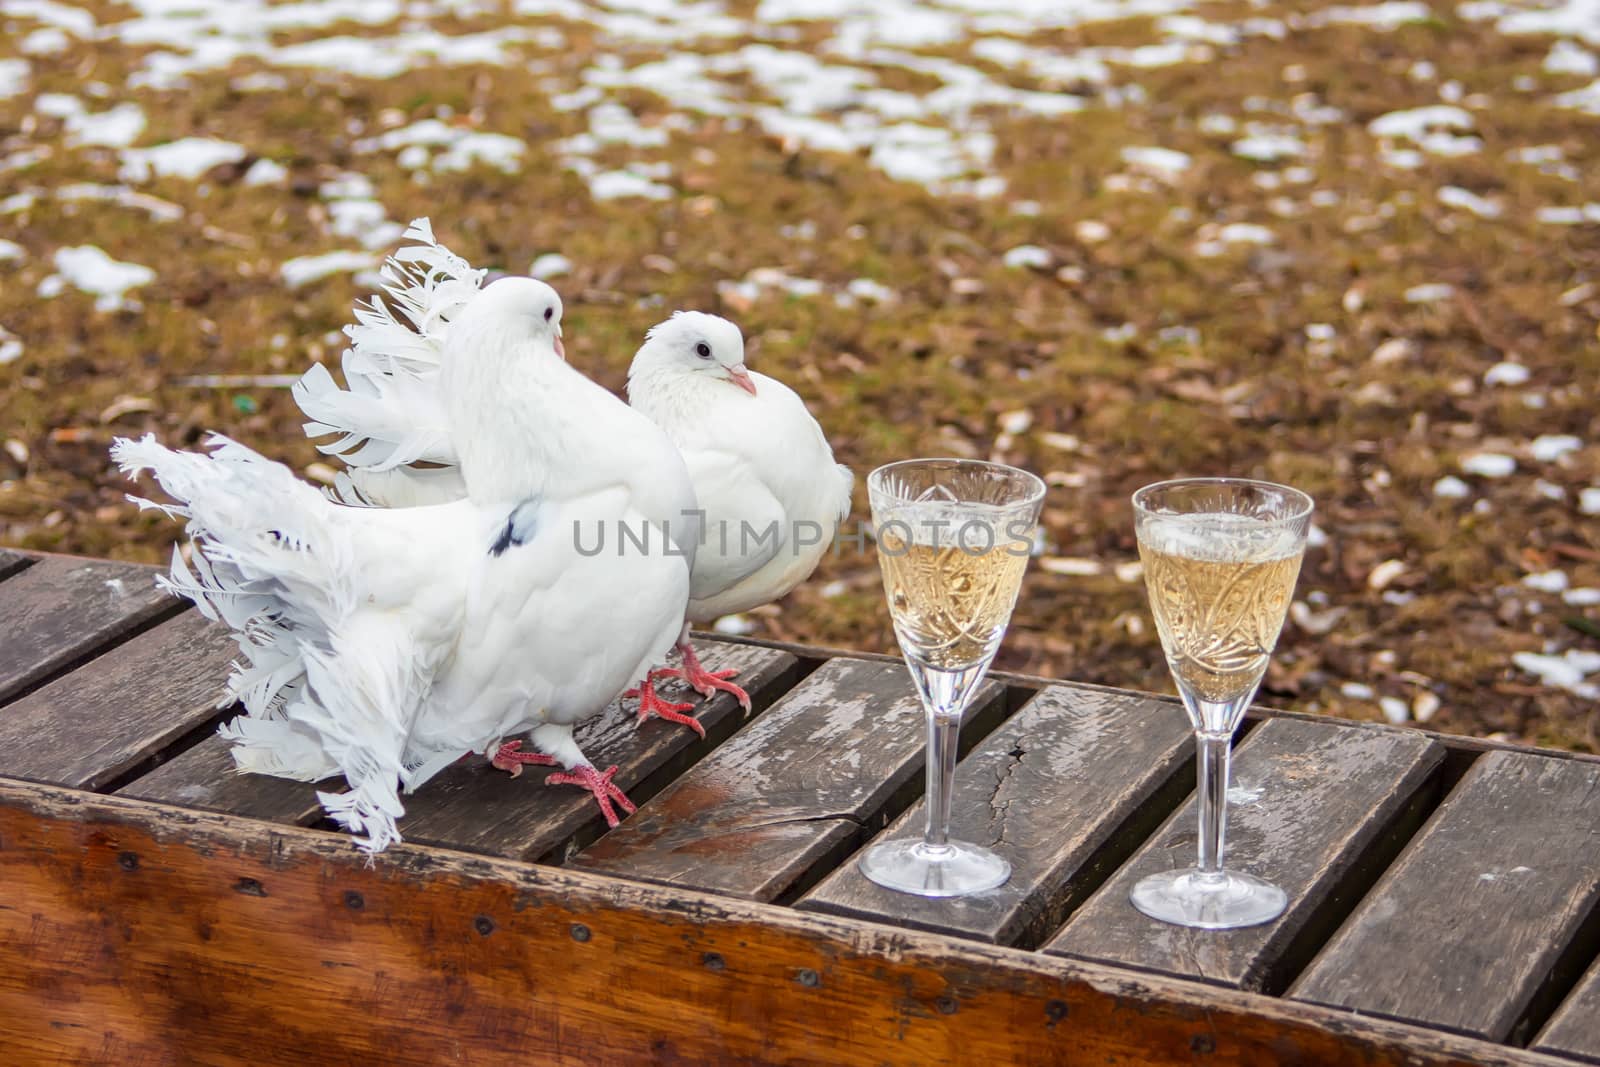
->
[[862, 458, 1045, 897], [1130, 477, 1312, 928]]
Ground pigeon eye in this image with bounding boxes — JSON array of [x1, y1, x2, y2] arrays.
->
[[695, 342, 712, 359], [543, 307, 554, 322]]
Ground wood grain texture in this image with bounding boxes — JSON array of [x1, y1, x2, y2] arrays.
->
[[0, 550, 29, 582], [117, 734, 327, 824], [797, 684, 1194, 945], [0, 779, 1574, 1067], [0, 555, 179, 705], [0, 610, 236, 790], [1534, 955, 1600, 1064], [118, 641, 800, 852], [571, 657, 1006, 901], [1045, 717, 1445, 992], [1290, 750, 1600, 1042], [397, 640, 801, 860]]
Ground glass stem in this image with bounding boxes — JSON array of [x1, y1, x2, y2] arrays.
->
[[923, 712, 961, 853], [1195, 731, 1232, 880]]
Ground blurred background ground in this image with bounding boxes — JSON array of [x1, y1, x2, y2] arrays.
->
[[1, 0, 1597, 747]]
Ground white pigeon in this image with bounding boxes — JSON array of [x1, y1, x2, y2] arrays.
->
[[111, 278, 697, 854], [293, 221, 852, 717], [624, 313, 854, 710]]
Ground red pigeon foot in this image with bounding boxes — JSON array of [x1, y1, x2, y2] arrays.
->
[[625, 670, 704, 737], [545, 764, 636, 827], [490, 740, 558, 778], [655, 642, 750, 712]]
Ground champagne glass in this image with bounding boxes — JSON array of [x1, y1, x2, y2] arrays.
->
[[1130, 477, 1312, 928], [862, 458, 1045, 897]]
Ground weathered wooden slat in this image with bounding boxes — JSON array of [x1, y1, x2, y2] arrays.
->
[[0, 556, 178, 705], [0, 780, 1574, 1067], [0, 611, 236, 790], [1044, 717, 1445, 992], [1290, 750, 1600, 1042], [0, 549, 30, 582], [397, 640, 801, 860], [796, 684, 1193, 945], [571, 657, 1007, 901], [117, 734, 328, 825], [118, 640, 800, 850], [1534, 955, 1600, 1064]]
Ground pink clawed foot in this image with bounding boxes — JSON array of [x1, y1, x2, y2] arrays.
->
[[658, 643, 751, 712], [625, 671, 705, 738], [489, 740, 558, 778], [546, 764, 637, 828]]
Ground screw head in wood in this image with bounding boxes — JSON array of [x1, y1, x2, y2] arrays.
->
[[474, 915, 495, 937], [570, 922, 591, 943], [117, 851, 139, 871], [796, 968, 820, 988]]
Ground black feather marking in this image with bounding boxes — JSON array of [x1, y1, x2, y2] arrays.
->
[[490, 498, 540, 557]]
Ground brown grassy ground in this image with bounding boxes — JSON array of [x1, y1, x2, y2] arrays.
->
[[1, 0, 1598, 747]]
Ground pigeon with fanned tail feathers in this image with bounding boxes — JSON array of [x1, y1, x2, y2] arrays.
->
[[113, 278, 696, 854], [295, 221, 852, 721]]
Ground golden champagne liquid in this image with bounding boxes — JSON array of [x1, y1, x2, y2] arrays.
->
[[878, 529, 1031, 669], [1139, 535, 1302, 704]]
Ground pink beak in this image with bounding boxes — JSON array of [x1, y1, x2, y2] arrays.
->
[[727, 365, 757, 396], [553, 334, 566, 361]]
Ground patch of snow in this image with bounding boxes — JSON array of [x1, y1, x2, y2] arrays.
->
[[1531, 434, 1582, 462], [1340, 682, 1376, 700], [1433, 475, 1470, 498], [1524, 570, 1570, 593], [1579, 487, 1600, 515], [1536, 204, 1600, 224], [242, 158, 287, 186], [1554, 78, 1600, 114], [1379, 696, 1410, 724], [1231, 134, 1305, 161], [54, 183, 184, 222], [21, 26, 69, 54], [0, 325, 20, 364], [531, 253, 572, 278], [712, 613, 756, 636], [1002, 244, 1051, 269], [1313, 2, 1434, 29], [43, 245, 155, 311], [280, 250, 379, 289], [587, 169, 674, 200], [1075, 219, 1111, 243], [1545, 40, 1598, 76], [846, 278, 896, 303], [1461, 452, 1516, 478], [0, 239, 22, 262], [1564, 588, 1600, 606], [66, 103, 147, 148], [1484, 361, 1530, 386], [0, 58, 30, 99], [1120, 145, 1191, 178], [1437, 186, 1502, 218], [1405, 282, 1455, 303], [119, 138, 247, 182], [1368, 105, 1481, 156], [1513, 650, 1600, 698]]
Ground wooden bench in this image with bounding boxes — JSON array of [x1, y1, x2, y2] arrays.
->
[[2, 549, 1598, 1065]]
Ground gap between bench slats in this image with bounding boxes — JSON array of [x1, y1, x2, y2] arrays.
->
[[0, 555, 182, 706], [1044, 716, 1445, 994], [568, 656, 1007, 902], [795, 683, 1195, 947], [120, 640, 804, 862], [1289, 749, 1600, 1044], [0, 610, 236, 791], [1534, 952, 1600, 1063]]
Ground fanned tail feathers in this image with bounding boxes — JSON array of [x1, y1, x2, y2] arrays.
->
[[111, 433, 424, 853], [293, 217, 483, 474]]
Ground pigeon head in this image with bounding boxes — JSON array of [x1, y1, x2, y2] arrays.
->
[[457, 276, 566, 360], [631, 311, 754, 396]]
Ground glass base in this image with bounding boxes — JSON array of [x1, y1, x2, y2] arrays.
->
[[858, 838, 1011, 898], [1129, 868, 1287, 929]]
